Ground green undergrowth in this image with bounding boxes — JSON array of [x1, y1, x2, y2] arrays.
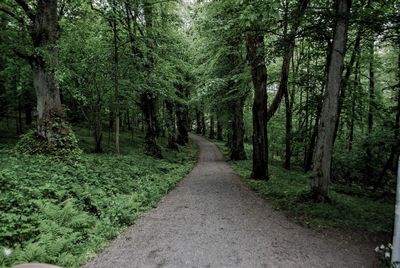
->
[[214, 141, 394, 234], [0, 127, 198, 268], [15, 121, 81, 158]]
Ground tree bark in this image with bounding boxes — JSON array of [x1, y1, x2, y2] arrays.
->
[[348, 58, 360, 151], [25, 102, 33, 126], [304, 40, 332, 172], [141, 92, 162, 158], [16, 94, 22, 135], [284, 90, 292, 170], [112, 9, 120, 156], [209, 115, 215, 139], [195, 106, 203, 134], [366, 39, 375, 169], [333, 28, 362, 144], [166, 100, 178, 150], [246, 32, 269, 181], [201, 110, 206, 136], [217, 119, 223, 141], [312, 0, 351, 202], [30, 0, 66, 140], [176, 86, 189, 145], [141, 4, 162, 158], [93, 98, 103, 153], [230, 97, 246, 160]]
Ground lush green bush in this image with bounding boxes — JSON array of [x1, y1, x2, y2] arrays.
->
[[0, 137, 197, 267]]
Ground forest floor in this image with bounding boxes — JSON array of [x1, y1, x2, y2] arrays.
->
[[85, 134, 379, 268], [0, 125, 198, 268]]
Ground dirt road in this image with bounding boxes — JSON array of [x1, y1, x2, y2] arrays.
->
[[85, 134, 376, 268]]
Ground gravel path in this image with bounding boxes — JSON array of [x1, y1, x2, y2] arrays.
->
[[85, 134, 377, 268]]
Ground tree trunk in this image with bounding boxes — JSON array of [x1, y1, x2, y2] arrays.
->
[[366, 39, 375, 170], [196, 106, 202, 134], [305, 119, 318, 172], [108, 110, 113, 145], [30, 0, 66, 140], [112, 14, 120, 156], [140, 4, 162, 157], [166, 100, 178, 150], [16, 95, 22, 135], [246, 32, 269, 181], [176, 86, 189, 145], [230, 97, 246, 160], [304, 42, 332, 172], [348, 58, 360, 151], [93, 100, 103, 154], [312, 0, 351, 202], [25, 102, 33, 126], [201, 111, 206, 136], [217, 119, 223, 141], [126, 110, 132, 131], [266, 0, 309, 122], [209, 115, 215, 139], [284, 90, 292, 170], [141, 92, 162, 158], [348, 96, 356, 151], [333, 28, 362, 144]]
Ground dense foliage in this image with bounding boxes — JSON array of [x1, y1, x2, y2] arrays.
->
[[0, 0, 399, 266], [0, 130, 197, 267], [193, 0, 399, 198], [216, 141, 393, 234]]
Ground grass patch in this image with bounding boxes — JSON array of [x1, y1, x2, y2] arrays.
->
[[214, 141, 394, 234], [0, 126, 198, 267]]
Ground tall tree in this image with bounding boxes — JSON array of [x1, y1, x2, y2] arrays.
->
[[230, 96, 247, 160], [141, 2, 162, 158], [312, 0, 352, 202], [246, 31, 269, 181], [1, 0, 71, 143], [209, 115, 215, 139], [111, 1, 120, 156]]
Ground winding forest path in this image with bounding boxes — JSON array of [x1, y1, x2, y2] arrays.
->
[[85, 134, 377, 268]]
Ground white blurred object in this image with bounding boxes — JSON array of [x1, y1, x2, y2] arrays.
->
[[3, 248, 12, 256]]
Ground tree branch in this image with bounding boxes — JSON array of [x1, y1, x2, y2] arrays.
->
[[0, 5, 25, 26], [14, 0, 35, 21]]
